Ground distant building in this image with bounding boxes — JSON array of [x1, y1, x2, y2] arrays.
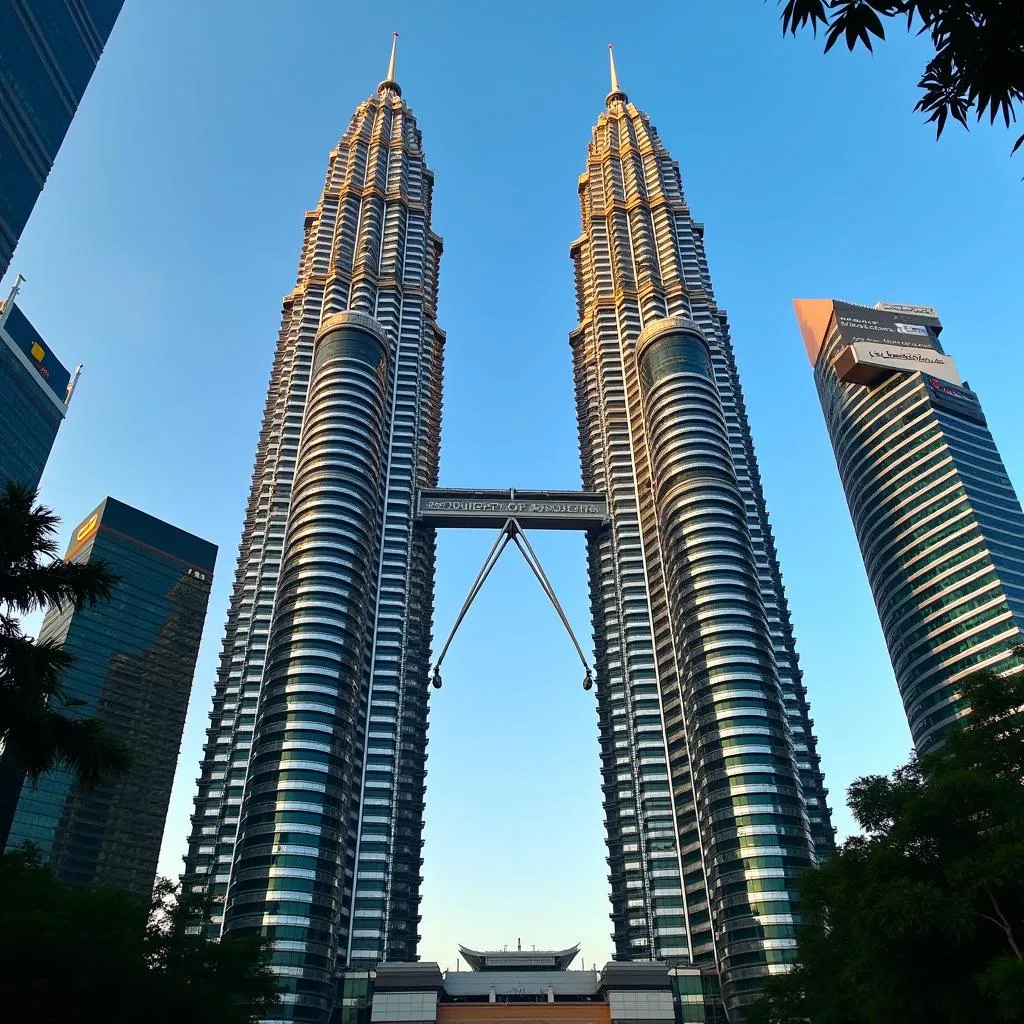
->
[[4, 497, 216, 902], [0, 0, 124, 275], [0, 289, 75, 489], [335, 945, 726, 1024], [796, 298, 1024, 750]]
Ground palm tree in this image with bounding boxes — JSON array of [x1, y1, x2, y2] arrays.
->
[[0, 482, 131, 839]]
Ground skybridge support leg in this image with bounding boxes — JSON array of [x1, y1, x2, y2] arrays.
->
[[430, 519, 593, 691]]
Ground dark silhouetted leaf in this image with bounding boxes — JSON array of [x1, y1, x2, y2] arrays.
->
[[778, 0, 1024, 160], [779, 0, 831, 36]]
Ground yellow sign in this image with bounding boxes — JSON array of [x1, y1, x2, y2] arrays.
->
[[30, 342, 45, 362], [74, 513, 99, 544], [66, 512, 99, 561]]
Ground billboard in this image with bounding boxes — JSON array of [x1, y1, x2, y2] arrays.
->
[[794, 298, 945, 369], [833, 342, 962, 387], [832, 300, 941, 353], [0, 301, 70, 406]]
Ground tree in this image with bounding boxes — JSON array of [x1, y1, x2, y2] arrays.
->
[[0, 847, 280, 1024], [778, 1, 1024, 157], [748, 662, 1024, 1023], [0, 481, 130, 788]]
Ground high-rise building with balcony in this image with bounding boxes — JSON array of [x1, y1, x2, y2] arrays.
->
[[795, 298, 1024, 751], [567, 52, 831, 1014], [182, 39, 444, 1021], [0, 0, 124, 276], [4, 497, 215, 902]]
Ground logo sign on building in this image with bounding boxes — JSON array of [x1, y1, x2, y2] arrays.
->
[[875, 301, 940, 319], [0, 302, 71, 406], [924, 375, 987, 425], [66, 509, 101, 561]]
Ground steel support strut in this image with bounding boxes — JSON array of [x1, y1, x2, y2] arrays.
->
[[430, 519, 593, 690]]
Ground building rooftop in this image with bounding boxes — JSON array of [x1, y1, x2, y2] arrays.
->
[[458, 945, 581, 972]]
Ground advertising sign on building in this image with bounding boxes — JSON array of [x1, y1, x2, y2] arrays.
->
[[874, 301, 940, 320], [833, 342, 962, 387], [832, 300, 941, 353]]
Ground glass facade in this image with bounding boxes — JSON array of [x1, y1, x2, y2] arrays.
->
[[0, 300, 69, 489], [569, 85, 830, 1016], [671, 972, 728, 1024], [805, 300, 1024, 750], [5, 497, 216, 902], [0, 0, 124, 274], [331, 973, 374, 1024], [183, 66, 444, 1023]]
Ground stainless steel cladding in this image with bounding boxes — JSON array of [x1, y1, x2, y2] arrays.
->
[[183, 54, 444, 1022], [570, 80, 829, 1016], [224, 317, 391, 1015], [637, 318, 811, 1002]]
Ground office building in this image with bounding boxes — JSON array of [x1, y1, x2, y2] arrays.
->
[[184, 45, 832, 1021], [336, 944, 725, 1024], [0, 288, 76, 488], [5, 497, 216, 902], [796, 298, 1024, 750], [565, 52, 831, 1013], [0, 0, 124, 275], [182, 39, 444, 1020]]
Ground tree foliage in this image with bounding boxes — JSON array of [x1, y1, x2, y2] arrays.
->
[[778, 1, 1024, 156], [0, 481, 130, 788], [0, 847, 280, 1024], [748, 664, 1024, 1023]]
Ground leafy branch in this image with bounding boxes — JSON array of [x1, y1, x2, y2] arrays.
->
[[778, 1, 1024, 156]]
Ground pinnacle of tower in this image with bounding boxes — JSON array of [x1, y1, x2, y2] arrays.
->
[[377, 31, 401, 97], [606, 43, 628, 107]]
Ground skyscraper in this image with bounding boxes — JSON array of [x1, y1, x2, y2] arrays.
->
[[183, 39, 444, 1020], [0, 0, 124, 276], [568, 52, 831, 1011], [5, 497, 215, 902], [795, 298, 1024, 751], [185, 43, 831, 1022], [0, 285, 76, 489]]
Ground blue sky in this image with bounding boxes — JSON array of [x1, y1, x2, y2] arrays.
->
[[7, 0, 1024, 969]]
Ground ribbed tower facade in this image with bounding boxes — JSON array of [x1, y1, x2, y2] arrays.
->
[[797, 298, 1024, 751], [569, 58, 832, 1012], [182, 44, 444, 1022]]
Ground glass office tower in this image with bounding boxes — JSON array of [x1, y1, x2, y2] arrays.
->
[[796, 298, 1024, 751], [0, 295, 73, 488], [4, 497, 216, 902], [182, 43, 444, 1022], [0, 0, 124, 276], [568, 55, 832, 1015]]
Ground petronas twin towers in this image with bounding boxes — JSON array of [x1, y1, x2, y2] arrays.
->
[[183, 40, 831, 1022]]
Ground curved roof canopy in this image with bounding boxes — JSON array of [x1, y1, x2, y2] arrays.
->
[[458, 944, 581, 972]]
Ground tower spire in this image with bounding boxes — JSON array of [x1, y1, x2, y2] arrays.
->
[[378, 31, 401, 96], [606, 44, 627, 107]]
